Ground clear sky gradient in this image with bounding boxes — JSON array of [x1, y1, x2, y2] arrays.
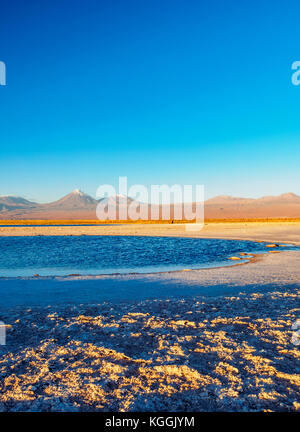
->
[[1, 0, 300, 202]]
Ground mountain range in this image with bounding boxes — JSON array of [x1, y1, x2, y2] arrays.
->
[[1, 190, 300, 220]]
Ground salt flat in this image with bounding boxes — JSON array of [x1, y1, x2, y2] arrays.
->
[[1, 221, 300, 244], [0, 223, 299, 412]]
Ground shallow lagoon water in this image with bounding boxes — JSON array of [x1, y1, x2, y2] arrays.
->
[[0, 236, 294, 277]]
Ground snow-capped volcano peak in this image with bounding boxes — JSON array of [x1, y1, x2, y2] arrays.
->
[[72, 189, 85, 196], [97, 194, 135, 205], [46, 190, 97, 209]]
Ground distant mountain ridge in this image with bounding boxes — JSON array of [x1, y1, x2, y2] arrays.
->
[[204, 192, 300, 219], [1, 190, 300, 220], [206, 192, 300, 204], [0, 196, 37, 212]]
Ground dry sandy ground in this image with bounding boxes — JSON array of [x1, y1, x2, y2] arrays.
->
[[0, 223, 299, 412], [1, 221, 300, 244]]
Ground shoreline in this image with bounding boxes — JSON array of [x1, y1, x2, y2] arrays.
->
[[0, 251, 285, 281], [0, 250, 299, 308], [0, 221, 298, 281]]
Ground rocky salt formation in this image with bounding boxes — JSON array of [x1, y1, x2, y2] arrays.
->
[[0, 288, 299, 412]]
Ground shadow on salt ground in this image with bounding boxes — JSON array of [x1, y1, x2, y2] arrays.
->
[[0, 275, 300, 308]]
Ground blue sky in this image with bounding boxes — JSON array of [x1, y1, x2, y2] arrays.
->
[[0, 0, 300, 202]]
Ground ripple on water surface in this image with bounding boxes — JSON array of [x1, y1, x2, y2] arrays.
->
[[0, 236, 294, 277]]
